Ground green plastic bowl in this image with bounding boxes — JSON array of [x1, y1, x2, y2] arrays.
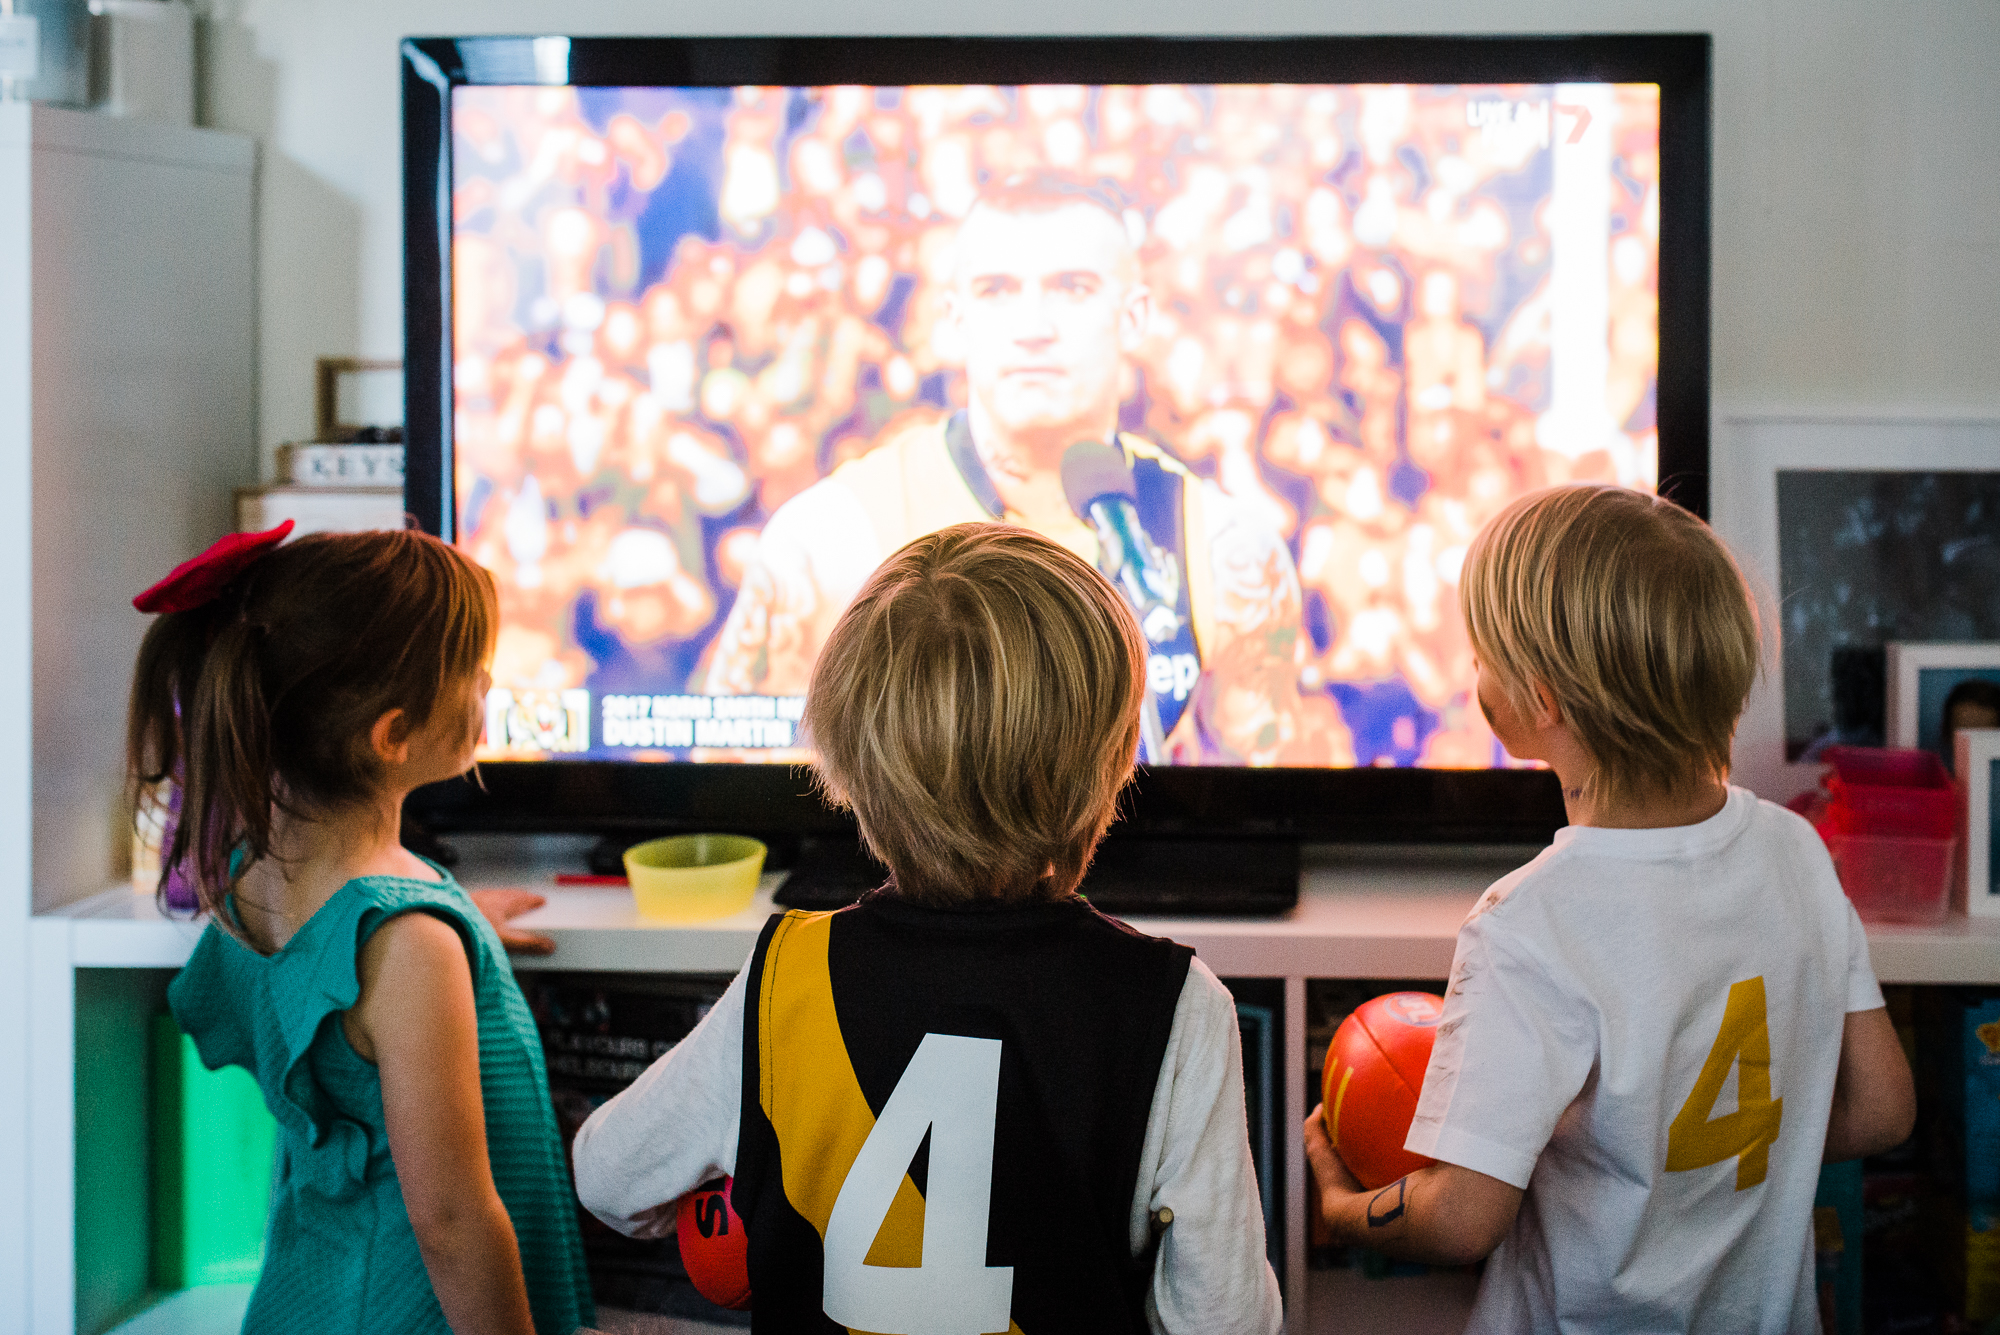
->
[[623, 834, 767, 923]]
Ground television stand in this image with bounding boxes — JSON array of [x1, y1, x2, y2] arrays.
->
[[775, 837, 1300, 917], [1083, 839, 1300, 916], [773, 837, 891, 908]]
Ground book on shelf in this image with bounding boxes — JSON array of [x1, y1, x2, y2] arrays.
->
[[235, 484, 406, 536], [275, 441, 405, 487]]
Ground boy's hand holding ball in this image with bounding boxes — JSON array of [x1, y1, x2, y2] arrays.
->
[[1303, 1099, 1366, 1205], [1305, 992, 1441, 1238], [1303, 990, 1523, 1265]]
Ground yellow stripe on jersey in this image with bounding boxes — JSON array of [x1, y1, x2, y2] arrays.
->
[[757, 909, 1029, 1334], [760, 910, 925, 1263]]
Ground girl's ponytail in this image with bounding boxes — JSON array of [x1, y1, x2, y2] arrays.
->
[[183, 618, 279, 914], [127, 605, 197, 794], [126, 607, 280, 920]]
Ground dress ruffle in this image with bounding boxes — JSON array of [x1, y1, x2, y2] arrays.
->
[[169, 875, 483, 1204]]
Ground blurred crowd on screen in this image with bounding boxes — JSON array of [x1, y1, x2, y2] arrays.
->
[[449, 81, 1661, 766]]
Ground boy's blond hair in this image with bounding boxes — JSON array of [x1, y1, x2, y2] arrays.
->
[[1460, 484, 1759, 808], [803, 522, 1144, 904]]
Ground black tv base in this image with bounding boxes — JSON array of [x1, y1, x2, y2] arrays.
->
[[774, 836, 1300, 917]]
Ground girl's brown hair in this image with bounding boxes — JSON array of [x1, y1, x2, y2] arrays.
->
[[803, 522, 1145, 905], [126, 529, 498, 917]]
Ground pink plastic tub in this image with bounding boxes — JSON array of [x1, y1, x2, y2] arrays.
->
[[1823, 831, 1955, 925], [1820, 745, 1958, 839]]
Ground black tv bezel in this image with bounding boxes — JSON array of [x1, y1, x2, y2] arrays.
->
[[402, 33, 1711, 845]]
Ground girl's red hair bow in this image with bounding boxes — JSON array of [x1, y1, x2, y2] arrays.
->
[[133, 520, 295, 615]]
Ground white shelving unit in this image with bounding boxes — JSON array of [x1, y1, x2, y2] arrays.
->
[[1, 103, 255, 1335], [32, 837, 2000, 1334]]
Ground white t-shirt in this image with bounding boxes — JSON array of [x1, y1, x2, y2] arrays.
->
[[572, 953, 1282, 1335], [1405, 787, 1883, 1334]]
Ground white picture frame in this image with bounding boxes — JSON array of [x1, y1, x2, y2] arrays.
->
[[1710, 414, 2000, 806], [1886, 642, 2000, 751], [1959, 728, 2000, 919]]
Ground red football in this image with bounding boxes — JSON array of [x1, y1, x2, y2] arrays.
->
[[1320, 991, 1445, 1190], [677, 1177, 752, 1311]]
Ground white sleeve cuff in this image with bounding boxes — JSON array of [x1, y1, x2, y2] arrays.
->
[[1843, 901, 1886, 1014], [1846, 973, 1886, 1013], [1404, 1119, 1539, 1191]]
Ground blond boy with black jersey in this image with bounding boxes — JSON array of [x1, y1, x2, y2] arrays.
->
[[575, 522, 1280, 1335], [1304, 484, 1917, 1333]]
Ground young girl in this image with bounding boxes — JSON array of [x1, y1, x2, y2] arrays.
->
[[129, 523, 593, 1335]]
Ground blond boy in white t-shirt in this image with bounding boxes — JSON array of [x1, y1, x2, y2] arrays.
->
[[1303, 484, 1917, 1333]]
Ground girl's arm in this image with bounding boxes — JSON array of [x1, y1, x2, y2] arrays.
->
[[1823, 1006, 1916, 1163], [346, 912, 535, 1335], [1302, 1105, 1522, 1266]]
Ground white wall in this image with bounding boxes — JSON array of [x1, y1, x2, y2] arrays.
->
[[195, 0, 2000, 470]]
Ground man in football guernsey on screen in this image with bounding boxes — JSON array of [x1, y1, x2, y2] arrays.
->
[[700, 173, 1351, 765]]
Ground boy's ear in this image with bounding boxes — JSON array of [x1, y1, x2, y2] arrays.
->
[[370, 708, 413, 766], [1528, 680, 1565, 731]]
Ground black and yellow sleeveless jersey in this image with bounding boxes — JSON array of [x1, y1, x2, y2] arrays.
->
[[734, 892, 1193, 1335]]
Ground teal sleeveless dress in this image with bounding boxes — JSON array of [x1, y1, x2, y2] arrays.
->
[[168, 870, 594, 1334]]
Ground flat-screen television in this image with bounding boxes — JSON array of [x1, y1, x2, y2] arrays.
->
[[402, 34, 1710, 851]]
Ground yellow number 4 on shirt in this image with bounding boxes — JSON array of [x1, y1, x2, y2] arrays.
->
[[1666, 976, 1784, 1190]]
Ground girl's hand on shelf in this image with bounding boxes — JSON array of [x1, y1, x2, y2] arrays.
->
[[469, 888, 556, 956]]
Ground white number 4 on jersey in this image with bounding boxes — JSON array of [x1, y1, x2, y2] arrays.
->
[[823, 1033, 1016, 1335]]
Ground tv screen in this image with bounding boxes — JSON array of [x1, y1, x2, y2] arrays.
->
[[406, 37, 1710, 839]]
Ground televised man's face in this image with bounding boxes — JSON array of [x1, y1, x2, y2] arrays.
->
[[944, 202, 1150, 443]]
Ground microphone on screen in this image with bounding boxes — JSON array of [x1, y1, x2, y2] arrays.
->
[[1061, 440, 1175, 764], [1060, 441, 1182, 633]]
